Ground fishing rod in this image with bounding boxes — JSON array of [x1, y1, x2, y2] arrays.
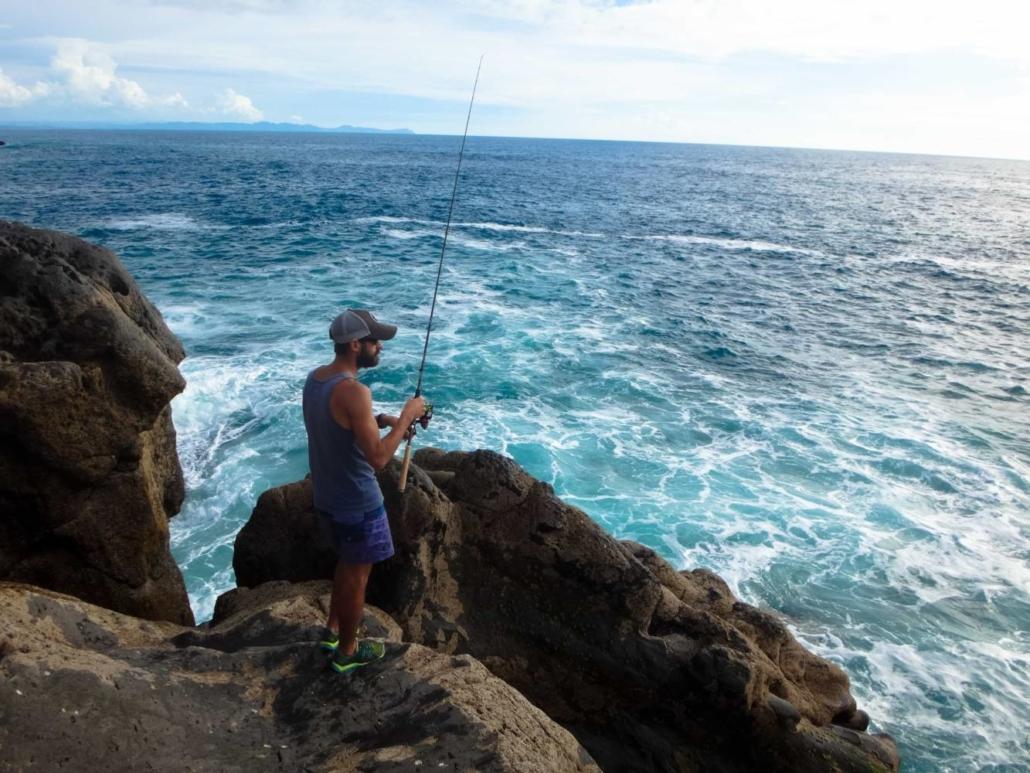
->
[[399, 56, 483, 492]]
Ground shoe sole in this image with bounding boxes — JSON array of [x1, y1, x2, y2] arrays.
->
[[330, 659, 372, 674], [330, 645, 385, 674]]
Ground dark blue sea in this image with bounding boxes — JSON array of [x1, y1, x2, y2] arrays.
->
[[2, 128, 1028, 771]]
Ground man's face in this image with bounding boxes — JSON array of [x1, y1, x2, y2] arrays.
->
[[356, 338, 381, 368]]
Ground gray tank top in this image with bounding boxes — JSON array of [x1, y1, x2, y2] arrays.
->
[[302, 370, 384, 515]]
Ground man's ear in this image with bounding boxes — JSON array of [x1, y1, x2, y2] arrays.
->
[[349, 339, 362, 353]]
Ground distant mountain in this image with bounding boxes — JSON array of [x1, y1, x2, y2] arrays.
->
[[0, 120, 414, 135], [137, 121, 415, 134]]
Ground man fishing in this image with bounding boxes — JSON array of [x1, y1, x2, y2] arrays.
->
[[303, 308, 426, 674]]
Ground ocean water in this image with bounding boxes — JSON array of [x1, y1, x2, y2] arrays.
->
[[2, 128, 1028, 771]]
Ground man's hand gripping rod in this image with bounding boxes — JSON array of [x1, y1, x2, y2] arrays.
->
[[398, 56, 483, 492]]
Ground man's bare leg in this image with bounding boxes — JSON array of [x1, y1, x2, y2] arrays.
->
[[326, 590, 339, 637], [331, 560, 372, 658]]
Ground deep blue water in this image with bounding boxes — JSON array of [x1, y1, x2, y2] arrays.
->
[[2, 128, 1028, 771]]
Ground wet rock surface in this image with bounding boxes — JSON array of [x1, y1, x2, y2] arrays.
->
[[234, 448, 900, 772], [0, 581, 600, 772], [0, 221, 193, 624]]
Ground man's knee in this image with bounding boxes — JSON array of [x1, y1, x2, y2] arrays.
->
[[336, 561, 372, 591]]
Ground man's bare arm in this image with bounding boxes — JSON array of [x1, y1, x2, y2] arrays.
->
[[343, 385, 424, 470]]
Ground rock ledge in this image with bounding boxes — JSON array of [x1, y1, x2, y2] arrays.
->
[[234, 447, 900, 772]]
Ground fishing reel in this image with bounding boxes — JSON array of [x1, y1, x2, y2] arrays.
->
[[420, 401, 434, 429], [405, 401, 433, 439]]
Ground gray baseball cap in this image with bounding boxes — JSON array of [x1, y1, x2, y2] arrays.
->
[[329, 309, 398, 344]]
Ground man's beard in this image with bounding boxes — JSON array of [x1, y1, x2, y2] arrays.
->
[[357, 350, 379, 368]]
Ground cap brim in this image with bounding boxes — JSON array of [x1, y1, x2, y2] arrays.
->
[[349, 309, 398, 341], [367, 321, 397, 340]]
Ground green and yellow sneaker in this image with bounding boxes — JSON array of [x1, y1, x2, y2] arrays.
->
[[318, 633, 340, 654], [318, 627, 363, 656], [330, 640, 386, 674]]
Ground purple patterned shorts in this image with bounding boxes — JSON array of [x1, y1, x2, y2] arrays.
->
[[318, 504, 395, 565]]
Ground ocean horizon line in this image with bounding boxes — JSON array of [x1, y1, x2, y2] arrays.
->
[[2, 121, 1029, 164]]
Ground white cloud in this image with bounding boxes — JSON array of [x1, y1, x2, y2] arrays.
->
[[48, 38, 188, 108], [0, 39, 188, 112], [0, 68, 49, 107], [151, 0, 304, 11], [3, 1, 1030, 155], [216, 88, 263, 121], [468, 0, 1030, 64], [88, 0, 1030, 113]]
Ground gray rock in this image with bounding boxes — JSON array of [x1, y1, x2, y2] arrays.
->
[[233, 479, 335, 589], [0, 581, 600, 772], [0, 221, 192, 624], [833, 707, 871, 732], [768, 695, 802, 728]]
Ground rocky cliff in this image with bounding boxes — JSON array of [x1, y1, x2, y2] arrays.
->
[[0, 221, 193, 624], [234, 449, 899, 772]]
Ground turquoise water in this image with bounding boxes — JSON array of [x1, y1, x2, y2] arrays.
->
[[2, 129, 1028, 771]]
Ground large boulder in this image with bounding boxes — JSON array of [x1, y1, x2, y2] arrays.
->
[[234, 449, 899, 772], [0, 221, 193, 624], [0, 581, 600, 772], [234, 478, 336, 588]]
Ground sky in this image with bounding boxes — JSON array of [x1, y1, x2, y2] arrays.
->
[[1, 0, 1029, 159]]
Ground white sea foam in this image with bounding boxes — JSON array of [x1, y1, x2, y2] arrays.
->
[[358, 214, 604, 239], [381, 227, 432, 240], [354, 215, 434, 225], [636, 233, 822, 256], [463, 235, 529, 252], [160, 303, 207, 337], [458, 221, 549, 233], [886, 250, 1030, 283], [106, 213, 206, 231], [796, 626, 1030, 770], [456, 221, 604, 238], [380, 226, 527, 253]]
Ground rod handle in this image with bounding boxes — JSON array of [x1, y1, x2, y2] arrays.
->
[[398, 436, 414, 492]]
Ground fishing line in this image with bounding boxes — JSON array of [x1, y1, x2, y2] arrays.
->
[[413, 55, 484, 399], [399, 56, 483, 490]]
